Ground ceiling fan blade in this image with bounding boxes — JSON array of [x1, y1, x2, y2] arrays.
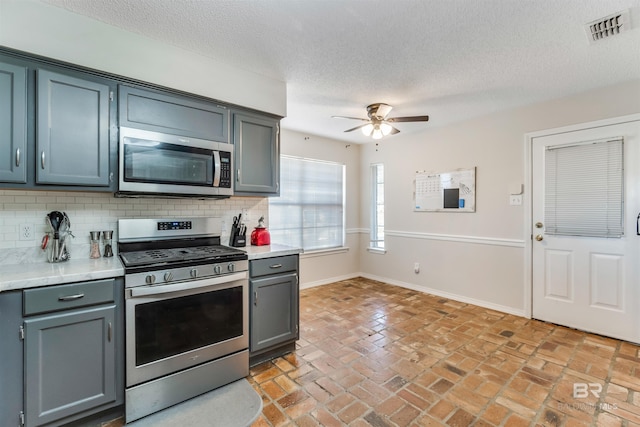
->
[[387, 115, 430, 123], [389, 126, 401, 135], [344, 123, 370, 133], [332, 115, 370, 122]]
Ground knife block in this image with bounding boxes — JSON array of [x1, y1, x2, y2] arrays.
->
[[228, 225, 246, 247]]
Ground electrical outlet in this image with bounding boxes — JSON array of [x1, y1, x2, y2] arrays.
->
[[20, 223, 35, 241], [414, 262, 420, 274], [242, 208, 249, 222], [509, 195, 522, 206]]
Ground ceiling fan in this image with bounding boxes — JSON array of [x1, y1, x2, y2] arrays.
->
[[332, 103, 429, 139]]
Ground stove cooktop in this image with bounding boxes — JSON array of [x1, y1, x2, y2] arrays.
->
[[119, 245, 246, 268]]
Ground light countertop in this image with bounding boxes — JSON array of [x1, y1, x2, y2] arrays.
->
[[0, 257, 124, 293], [240, 244, 303, 260], [0, 244, 302, 293]]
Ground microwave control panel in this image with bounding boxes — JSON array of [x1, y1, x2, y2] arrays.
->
[[219, 151, 232, 188]]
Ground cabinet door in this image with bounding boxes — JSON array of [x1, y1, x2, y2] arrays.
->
[[36, 69, 111, 186], [250, 272, 298, 353], [0, 291, 24, 427], [233, 112, 280, 195], [119, 85, 229, 142], [0, 61, 27, 183], [24, 305, 116, 427]]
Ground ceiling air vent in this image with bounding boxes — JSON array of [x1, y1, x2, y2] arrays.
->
[[585, 10, 630, 44]]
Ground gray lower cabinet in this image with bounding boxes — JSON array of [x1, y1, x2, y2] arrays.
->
[[22, 278, 124, 427], [119, 85, 229, 142], [249, 255, 299, 365], [233, 111, 280, 195], [0, 60, 27, 183], [36, 69, 113, 187], [0, 291, 24, 427]]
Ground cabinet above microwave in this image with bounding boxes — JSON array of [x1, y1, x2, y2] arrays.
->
[[118, 85, 229, 143]]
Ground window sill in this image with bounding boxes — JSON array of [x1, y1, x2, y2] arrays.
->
[[367, 247, 386, 255], [301, 247, 349, 258]]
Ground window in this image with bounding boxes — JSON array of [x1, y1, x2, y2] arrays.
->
[[370, 163, 384, 249], [269, 155, 345, 251], [545, 138, 623, 237]]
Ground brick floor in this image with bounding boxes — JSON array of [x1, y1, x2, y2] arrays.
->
[[249, 277, 640, 426]]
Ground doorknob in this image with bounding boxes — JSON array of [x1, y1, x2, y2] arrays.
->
[[535, 222, 543, 228], [535, 234, 544, 241]]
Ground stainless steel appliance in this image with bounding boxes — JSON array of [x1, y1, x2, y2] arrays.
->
[[118, 217, 249, 423], [117, 127, 233, 198]]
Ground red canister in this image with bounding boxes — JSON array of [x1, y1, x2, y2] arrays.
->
[[250, 216, 271, 246]]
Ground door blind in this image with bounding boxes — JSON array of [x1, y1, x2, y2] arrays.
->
[[545, 137, 624, 238]]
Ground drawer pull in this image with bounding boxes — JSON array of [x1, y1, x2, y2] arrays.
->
[[254, 291, 258, 306], [269, 264, 283, 269], [108, 322, 112, 342], [58, 293, 85, 301]]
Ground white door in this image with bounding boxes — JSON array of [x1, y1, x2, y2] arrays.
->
[[532, 118, 640, 343]]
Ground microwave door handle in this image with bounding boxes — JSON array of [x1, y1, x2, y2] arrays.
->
[[213, 151, 221, 187]]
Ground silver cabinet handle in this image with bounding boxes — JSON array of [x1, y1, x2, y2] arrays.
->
[[254, 290, 258, 306], [269, 264, 283, 269], [107, 322, 112, 342], [58, 293, 85, 301], [41, 151, 46, 169], [15, 148, 20, 167], [237, 169, 241, 182]]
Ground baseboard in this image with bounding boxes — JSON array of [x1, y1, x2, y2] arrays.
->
[[357, 273, 527, 318], [299, 273, 361, 290]]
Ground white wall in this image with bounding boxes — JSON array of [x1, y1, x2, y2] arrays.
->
[[359, 79, 640, 316], [0, 0, 286, 116], [279, 129, 361, 287]]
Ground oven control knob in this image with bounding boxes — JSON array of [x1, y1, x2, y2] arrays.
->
[[214, 265, 222, 274], [164, 272, 173, 282], [145, 274, 156, 285], [190, 268, 198, 278], [227, 263, 235, 272]]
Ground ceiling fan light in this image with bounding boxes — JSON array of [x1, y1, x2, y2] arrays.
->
[[361, 123, 374, 136], [372, 129, 383, 139], [380, 122, 392, 136]]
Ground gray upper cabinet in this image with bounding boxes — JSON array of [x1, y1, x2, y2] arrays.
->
[[233, 111, 280, 195], [119, 85, 229, 142], [36, 69, 112, 186], [0, 60, 27, 183]]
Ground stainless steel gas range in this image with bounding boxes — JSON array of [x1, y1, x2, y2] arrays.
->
[[117, 217, 249, 423]]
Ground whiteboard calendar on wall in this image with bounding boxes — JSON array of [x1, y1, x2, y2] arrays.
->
[[414, 167, 476, 212]]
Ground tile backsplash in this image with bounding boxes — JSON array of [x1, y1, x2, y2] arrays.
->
[[0, 190, 268, 265]]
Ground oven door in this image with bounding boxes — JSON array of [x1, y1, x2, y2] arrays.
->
[[119, 127, 232, 196], [125, 272, 248, 387]]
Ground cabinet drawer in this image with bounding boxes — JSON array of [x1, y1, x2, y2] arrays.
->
[[24, 279, 115, 316], [250, 255, 298, 278]]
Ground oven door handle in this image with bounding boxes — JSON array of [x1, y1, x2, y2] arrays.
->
[[129, 272, 247, 298]]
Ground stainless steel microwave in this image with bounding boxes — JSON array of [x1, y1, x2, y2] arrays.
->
[[117, 127, 233, 198]]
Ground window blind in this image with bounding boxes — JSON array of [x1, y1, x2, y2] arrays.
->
[[269, 155, 345, 251], [370, 163, 385, 249], [544, 138, 624, 238]]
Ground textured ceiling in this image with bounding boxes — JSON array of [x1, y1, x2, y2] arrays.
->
[[43, 0, 640, 143]]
